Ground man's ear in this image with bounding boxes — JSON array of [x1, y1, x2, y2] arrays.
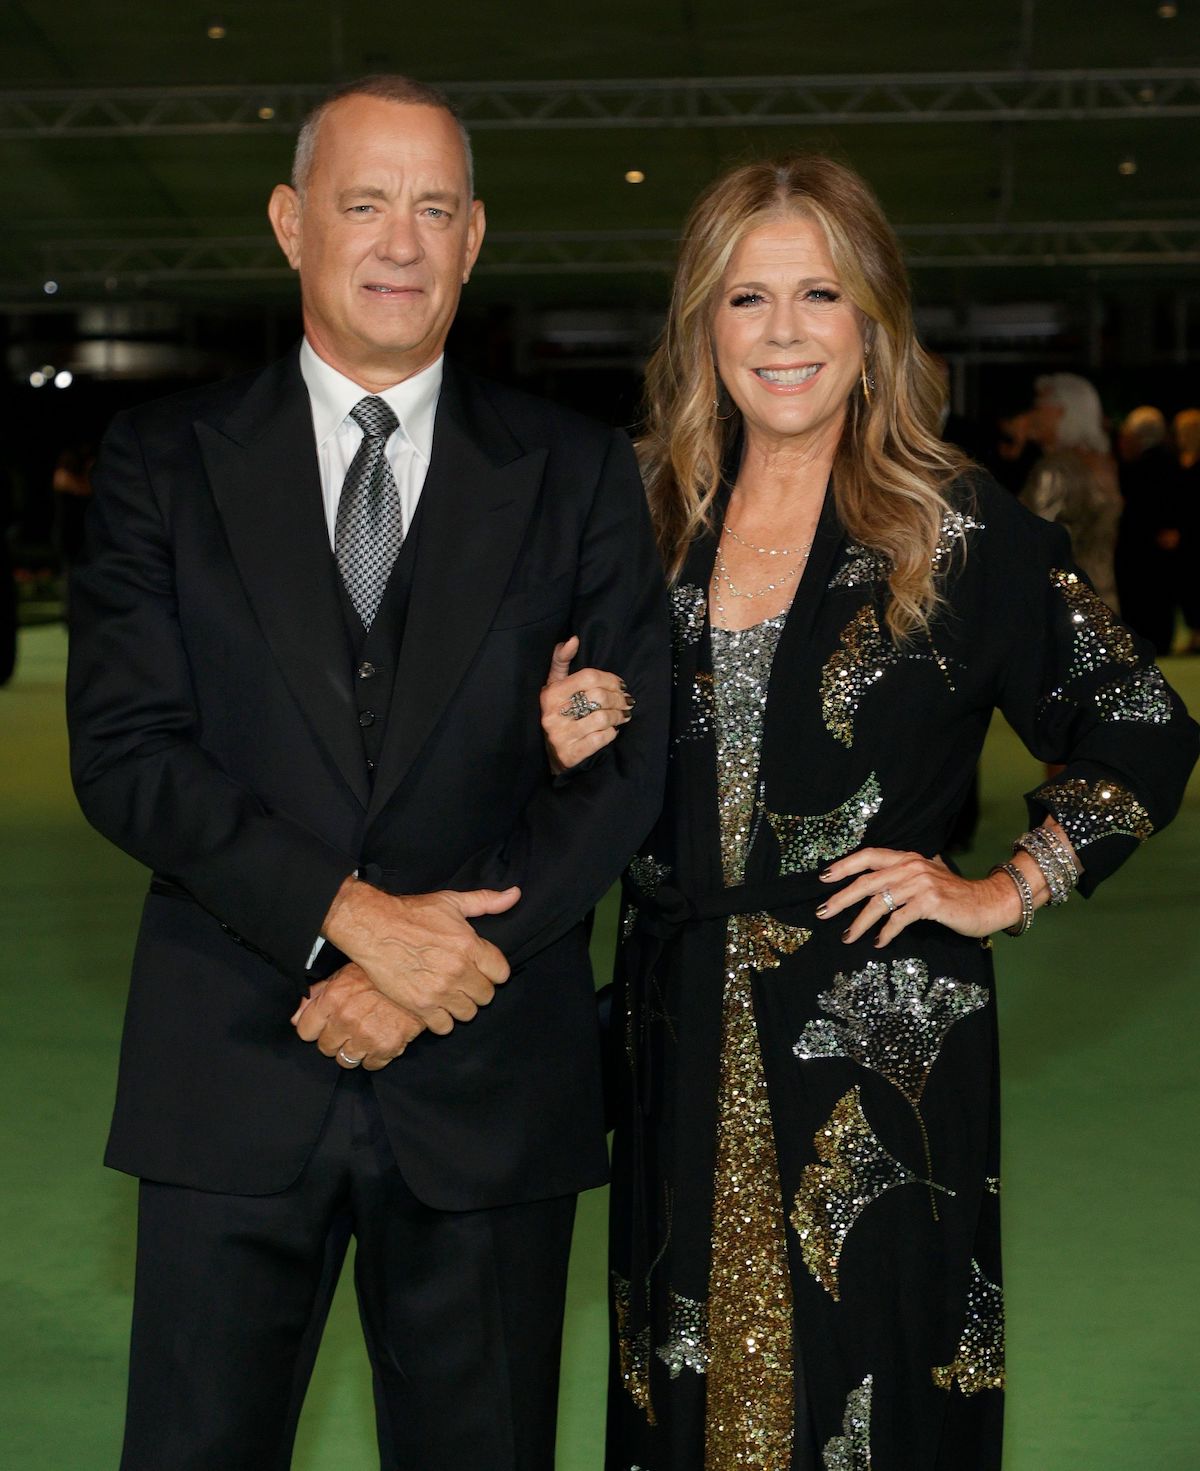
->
[[462, 199, 486, 285], [268, 184, 303, 271]]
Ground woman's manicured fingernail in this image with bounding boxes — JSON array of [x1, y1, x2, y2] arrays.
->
[[815, 903, 829, 918], [619, 680, 629, 692], [819, 869, 834, 881], [842, 929, 852, 942], [625, 695, 636, 708]]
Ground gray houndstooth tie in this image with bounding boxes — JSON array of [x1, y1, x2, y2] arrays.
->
[[335, 396, 405, 629]]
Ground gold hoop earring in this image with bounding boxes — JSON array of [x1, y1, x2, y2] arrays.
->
[[860, 359, 875, 404], [714, 381, 738, 421]]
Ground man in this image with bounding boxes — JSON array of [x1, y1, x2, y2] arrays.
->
[[1115, 404, 1182, 653], [67, 75, 669, 1470]]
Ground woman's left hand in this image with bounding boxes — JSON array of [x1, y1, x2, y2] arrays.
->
[[816, 848, 1022, 946]]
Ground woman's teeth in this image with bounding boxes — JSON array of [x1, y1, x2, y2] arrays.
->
[[755, 365, 821, 385]]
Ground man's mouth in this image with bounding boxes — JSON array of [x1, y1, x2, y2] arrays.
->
[[363, 283, 418, 295]]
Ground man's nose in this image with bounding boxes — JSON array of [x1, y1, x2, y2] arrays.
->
[[375, 215, 422, 267]]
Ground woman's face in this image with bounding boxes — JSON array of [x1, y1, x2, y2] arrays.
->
[[711, 214, 866, 456], [1026, 388, 1064, 448]]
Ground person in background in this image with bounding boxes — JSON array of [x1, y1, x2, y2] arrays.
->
[[540, 153, 1197, 1471], [1115, 405, 1182, 653], [1021, 373, 1122, 610], [1172, 407, 1200, 654]]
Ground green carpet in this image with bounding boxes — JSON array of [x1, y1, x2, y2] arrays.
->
[[2, 624, 1197, 1469]]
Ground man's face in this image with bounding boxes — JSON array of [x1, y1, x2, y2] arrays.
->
[[269, 96, 484, 388]]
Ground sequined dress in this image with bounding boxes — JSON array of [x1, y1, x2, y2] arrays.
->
[[606, 472, 1198, 1471]]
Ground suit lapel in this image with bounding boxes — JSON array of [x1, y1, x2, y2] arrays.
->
[[199, 352, 371, 809], [366, 363, 547, 825]]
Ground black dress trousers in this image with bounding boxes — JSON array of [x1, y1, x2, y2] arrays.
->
[[120, 1068, 577, 1471]]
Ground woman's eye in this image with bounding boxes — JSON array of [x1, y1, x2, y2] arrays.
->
[[806, 288, 841, 303], [730, 292, 763, 308]]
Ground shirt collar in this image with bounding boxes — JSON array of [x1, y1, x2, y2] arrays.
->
[[299, 339, 443, 464]]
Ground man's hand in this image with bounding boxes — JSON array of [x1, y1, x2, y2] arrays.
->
[[320, 877, 520, 1035], [292, 964, 424, 1071]]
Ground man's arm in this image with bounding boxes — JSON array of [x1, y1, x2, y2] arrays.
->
[[448, 427, 670, 969]]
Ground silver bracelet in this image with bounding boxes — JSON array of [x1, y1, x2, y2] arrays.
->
[[1013, 827, 1079, 908], [992, 861, 1035, 936]]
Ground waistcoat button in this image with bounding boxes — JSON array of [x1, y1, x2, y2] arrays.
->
[[358, 709, 376, 728], [357, 661, 376, 679]]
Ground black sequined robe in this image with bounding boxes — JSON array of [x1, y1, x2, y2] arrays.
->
[[605, 471, 1198, 1471]]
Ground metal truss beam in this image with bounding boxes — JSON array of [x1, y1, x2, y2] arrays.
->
[[9, 222, 1200, 292], [3, 70, 1200, 138]]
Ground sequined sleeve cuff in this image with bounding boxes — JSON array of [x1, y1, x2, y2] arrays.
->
[[1024, 769, 1154, 897]]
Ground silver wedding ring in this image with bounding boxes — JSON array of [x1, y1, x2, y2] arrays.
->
[[562, 690, 601, 721], [337, 1049, 364, 1068], [879, 889, 896, 913]]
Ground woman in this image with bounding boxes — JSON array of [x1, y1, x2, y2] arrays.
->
[[543, 155, 1197, 1471], [1020, 373, 1122, 610]]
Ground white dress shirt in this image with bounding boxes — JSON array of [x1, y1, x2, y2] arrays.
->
[[299, 338, 443, 548], [298, 340, 444, 970]]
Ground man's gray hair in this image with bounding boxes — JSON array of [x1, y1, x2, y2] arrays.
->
[[1035, 372, 1110, 455], [291, 74, 475, 200]]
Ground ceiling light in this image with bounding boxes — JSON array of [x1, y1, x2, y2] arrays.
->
[[257, 105, 276, 121], [43, 279, 58, 295], [54, 370, 74, 389], [1138, 85, 1156, 102], [207, 19, 227, 39], [1118, 156, 1138, 176], [1157, 1, 1178, 17], [624, 169, 646, 184], [28, 371, 46, 388], [41, 363, 55, 376]]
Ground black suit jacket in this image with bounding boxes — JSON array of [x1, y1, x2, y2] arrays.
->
[[67, 350, 669, 1208]]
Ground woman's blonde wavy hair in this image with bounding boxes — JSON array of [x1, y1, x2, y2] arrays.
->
[[639, 153, 969, 640]]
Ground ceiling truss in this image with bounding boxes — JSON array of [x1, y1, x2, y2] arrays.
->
[[3, 69, 1200, 137]]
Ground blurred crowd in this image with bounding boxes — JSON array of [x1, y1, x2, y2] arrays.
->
[[980, 377, 1200, 657]]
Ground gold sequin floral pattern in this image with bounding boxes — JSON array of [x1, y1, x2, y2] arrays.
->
[[612, 1271, 656, 1424], [1033, 776, 1154, 851], [764, 772, 883, 874], [790, 1086, 949, 1300], [705, 615, 798, 1471], [932, 1259, 1006, 1394], [1051, 568, 1137, 678], [820, 606, 953, 748], [822, 1373, 874, 1470], [656, 1290, 709, 1379]]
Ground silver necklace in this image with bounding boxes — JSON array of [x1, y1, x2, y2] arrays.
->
[[722, 521, 814, 558]]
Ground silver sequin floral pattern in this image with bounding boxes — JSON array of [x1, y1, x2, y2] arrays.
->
[[1051, 568, 1137, 678], [790, 1086, 948, 1299], [829, 543, 891, 590], [764, 772, 883, 874], [1092, 666, 1173, 724], [675, 672, 715, 746], [1033, 775, 1153, 851], [793, 957, 986, 1214], [932, 1259, 1006, 1394], [670, 583, 708, 664], [931, 509, 985, 570], [656, 1290, 709, 1379], [822, 1373, 874, 1471]]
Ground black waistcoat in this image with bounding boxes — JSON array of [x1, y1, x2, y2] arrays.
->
[[336, 498, 425, 781]]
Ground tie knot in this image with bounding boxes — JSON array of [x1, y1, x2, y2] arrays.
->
[[350, 395, 399, 440]]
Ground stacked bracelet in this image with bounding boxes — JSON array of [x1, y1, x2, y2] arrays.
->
[[1012, 826, 1079, 908], [991, 861, 1035, 936]]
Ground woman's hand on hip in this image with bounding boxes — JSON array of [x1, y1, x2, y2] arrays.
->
[[540, 634, 634, 774], [815, 848, 1023, 946]]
